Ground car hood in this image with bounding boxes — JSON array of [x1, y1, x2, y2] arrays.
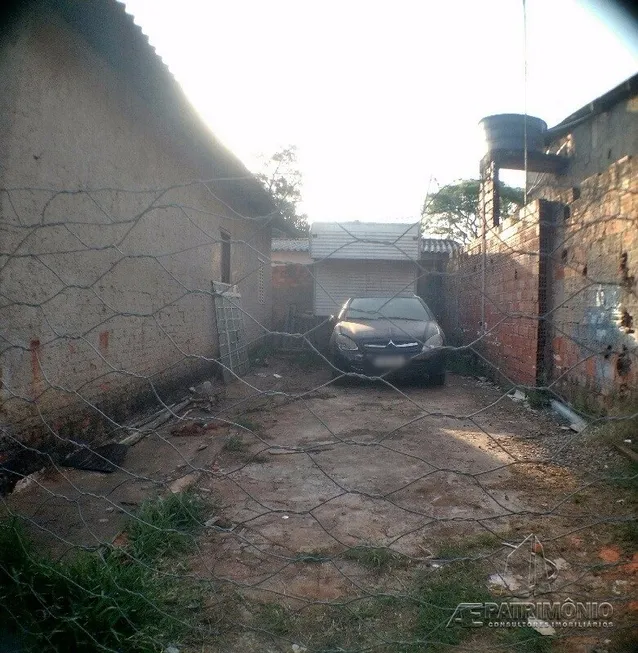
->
[[337, 318, 440, 343]]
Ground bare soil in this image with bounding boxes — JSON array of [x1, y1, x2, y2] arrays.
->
[[5, 358, 637, 652]]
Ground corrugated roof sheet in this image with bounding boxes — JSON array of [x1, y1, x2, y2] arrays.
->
[[271, 238, 310, 252], [421, 238, 462, 254]]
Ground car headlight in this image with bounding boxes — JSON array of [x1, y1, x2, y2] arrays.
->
[[336, 333, 358, 351], [421, 333, 443, 352]]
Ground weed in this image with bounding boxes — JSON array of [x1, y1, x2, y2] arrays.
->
[[233, 416, 261, 432], [0, 518, 191, 652], [410, 559, 491, 651], [258, 603, 294, 636], [294, 549, 332, 564], [224, 435, 246, 452], [128, 490, 208, 561], [342, 545, 410, 571], [435, 531, 503, 560]]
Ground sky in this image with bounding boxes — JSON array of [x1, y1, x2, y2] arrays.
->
[[123, 0, 637, 223]]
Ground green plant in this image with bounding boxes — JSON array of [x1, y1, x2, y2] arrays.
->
[[224, 435, 247, 452], [128, 490, 208, 561], [342, 545, 410, 571], [233, 416, 261, 432], [435, 531, 503, 560], [258, 603, 294, 636], [410, 560, 491, 651], [0, 518, 191, 652]]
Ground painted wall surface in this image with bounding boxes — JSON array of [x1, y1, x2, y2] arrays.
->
[[0, 14, 271, 435]]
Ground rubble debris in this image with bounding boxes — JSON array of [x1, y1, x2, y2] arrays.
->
[[60, 442, 128, 473], [168, 472, 201, 493], [527, 617, 556, 636]]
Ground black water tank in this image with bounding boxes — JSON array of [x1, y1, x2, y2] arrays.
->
[[479, 114, 547, 153]]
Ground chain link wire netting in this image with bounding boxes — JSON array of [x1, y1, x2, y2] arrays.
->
[[0, 177, 637, 653]]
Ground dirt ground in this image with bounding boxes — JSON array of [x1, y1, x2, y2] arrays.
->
[[4, 356, 637, 652]]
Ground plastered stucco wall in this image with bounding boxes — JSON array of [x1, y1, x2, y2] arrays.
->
[[0, 13, 271, 436]]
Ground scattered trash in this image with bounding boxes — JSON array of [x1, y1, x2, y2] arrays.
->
[[12, 469, 44, 493], [550, 400, 587, 432], [612, 579, 629, 595], [165, 646, 180, 653], [282, 515, 289, 520], [61, 442, 128, 473], [196, 443, 208, 451], [204, 516, 220, 527], [273, 373, 283, 379], [98, 518, 109, 523], [488, 572, 523, 591], [256, 372, 268, 378], [291, 645, 308, 653], [528, 617, 556, 636], [623, 438, 632, 444], [569, 422, 584, 433], [509, 389, 526, 402]]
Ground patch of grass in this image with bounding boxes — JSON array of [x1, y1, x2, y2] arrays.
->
[[435, 531, 503, 560], [294, 549, 332, 564], [0, 518, 192, 652], [257, 603, 294, 636], [409, 559, 492, 652], [224, 434, 247, 452], [342, 545, 410, 571], [128, 490, 209, 561], [233, 416, 261, 432]]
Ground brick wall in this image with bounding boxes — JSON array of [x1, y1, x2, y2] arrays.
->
[[546, 156, 638, 407], [0, 13, 271, 438], [445, 201, 550, 387]]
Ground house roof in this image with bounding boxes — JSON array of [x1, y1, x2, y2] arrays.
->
[[420, 238, 462, 255], [547, 73, 638, 140], [271, 238, 310, 252], [2, 0, 281, 225]]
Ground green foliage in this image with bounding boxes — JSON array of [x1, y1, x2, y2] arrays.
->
[[256, 146, 308, 236], [410, 560, 492, 651], [421, 178, 524, 245], [0, 519, 190, 652], [128, 490, 208, 561], [223, 435, 247, 452], [342, 545, 410, 571]]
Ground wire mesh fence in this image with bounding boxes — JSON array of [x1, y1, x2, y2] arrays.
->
[[1, 179, 637, 653]]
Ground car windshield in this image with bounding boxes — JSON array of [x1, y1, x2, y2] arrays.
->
[[343, 297, 434, 321]]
